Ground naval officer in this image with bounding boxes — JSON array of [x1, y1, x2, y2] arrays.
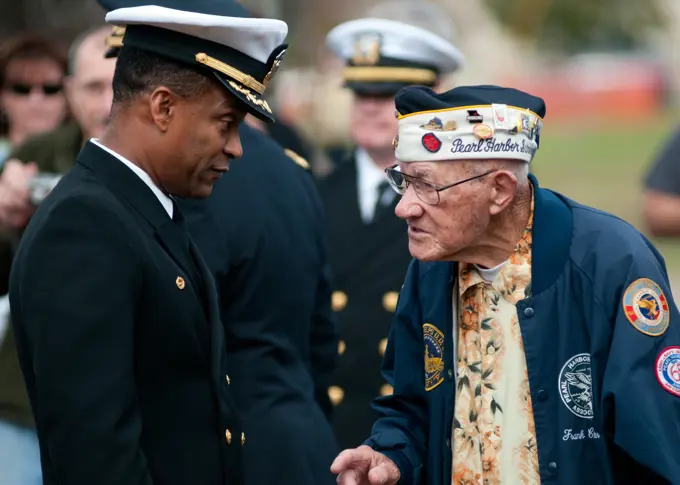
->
[[317, 3, 465, 450], [8, 3, 288, 485]]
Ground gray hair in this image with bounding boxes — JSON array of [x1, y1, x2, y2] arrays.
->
[[67, 25, 111, 76], [365, 0, 456, 42]]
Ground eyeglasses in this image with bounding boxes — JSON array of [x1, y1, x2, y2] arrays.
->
[[5, 83, 63, 96], [384, 165, 497, 205]]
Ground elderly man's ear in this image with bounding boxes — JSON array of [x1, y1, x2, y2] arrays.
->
[[488, 170, 520, 216]]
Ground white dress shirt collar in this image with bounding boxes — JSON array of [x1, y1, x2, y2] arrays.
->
[[90, 139, 174, 219]]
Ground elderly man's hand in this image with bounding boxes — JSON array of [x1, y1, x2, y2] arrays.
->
[[331, 445, 400, 485], [0, 160, 38, 230]]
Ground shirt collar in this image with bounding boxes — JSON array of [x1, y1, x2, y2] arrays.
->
[[90, 139, 174, 219], [356, 147, 389, 197]]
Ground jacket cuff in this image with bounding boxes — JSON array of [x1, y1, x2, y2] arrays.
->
[[364, 445, 417, 485]]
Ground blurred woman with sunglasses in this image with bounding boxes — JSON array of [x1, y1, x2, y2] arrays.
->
[[0, 34, 68, 167]]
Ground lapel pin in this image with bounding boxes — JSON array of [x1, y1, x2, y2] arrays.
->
[[176, 276, 185, 290]]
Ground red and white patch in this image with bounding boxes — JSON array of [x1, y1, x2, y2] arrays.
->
[[655, 346, 680, 397]]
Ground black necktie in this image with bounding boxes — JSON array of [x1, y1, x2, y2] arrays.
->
[[373, 180, 393, 221]]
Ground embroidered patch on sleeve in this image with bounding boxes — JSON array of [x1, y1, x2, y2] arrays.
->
[[423, 323, 445, 391], [655, 347, 680, 397], [622, 278, 670, 336]]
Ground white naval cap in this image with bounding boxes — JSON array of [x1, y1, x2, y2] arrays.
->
[[104, 2, 288, 122], [326, 15, 464, 95]]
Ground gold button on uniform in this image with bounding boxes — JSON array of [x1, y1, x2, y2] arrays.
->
[[380, 383, 394, 396], [338, 340, 346, 356], [226, 375, 231, 385], [332, 291, 347, 312], [225, 429, 232, 445], [241, 432, 246, 446], [382, 291, 399, 312], [378, 338, 388, 357], [328, 386, 345, 406]]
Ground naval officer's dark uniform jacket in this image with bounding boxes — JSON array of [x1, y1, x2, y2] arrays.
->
[[316, 151, 413, 450], [180, 124, 339, 485], [9, 141, 243, 485]]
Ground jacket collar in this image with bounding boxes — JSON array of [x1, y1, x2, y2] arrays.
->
[[528, 173, 573, 295], [437, 174, 572, 295], [77, 141, 172, 231]]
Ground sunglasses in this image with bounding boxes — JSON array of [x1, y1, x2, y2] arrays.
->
[[5, 83, 63, 96]]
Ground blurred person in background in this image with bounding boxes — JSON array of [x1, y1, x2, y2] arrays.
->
[[0, 25, 113, 485], [316, 0, 465, 450], [0, 25, 115, 232], [642, 125, 680, 236], [0, 34, 68, 167], [102, 2, 340, 483], [181, 125, 339, 485], [0, 31, 67, 485]]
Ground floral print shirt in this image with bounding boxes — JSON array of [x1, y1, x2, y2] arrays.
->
[[452, 196, 539, 485]]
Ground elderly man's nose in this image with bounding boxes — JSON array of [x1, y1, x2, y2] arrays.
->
[[395, 189, 422, 219]]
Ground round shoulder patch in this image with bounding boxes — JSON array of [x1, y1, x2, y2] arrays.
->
[[655, 347, 680, 397], [423, 323, 444, 391], [622, 278, 670, 336]]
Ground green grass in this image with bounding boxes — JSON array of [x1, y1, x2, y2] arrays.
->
[[531, 116, 680, 290]]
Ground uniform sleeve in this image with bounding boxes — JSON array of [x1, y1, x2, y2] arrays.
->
[[10, 197, 153, 485], [364, 260, 428, 485], [600, 237, 680, 482], [644, 127, 680, 195]]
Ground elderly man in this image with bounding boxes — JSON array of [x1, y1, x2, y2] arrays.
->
[[9, 3, 288, 485], [318, 1, 465, 450], [331, 85, 680, 485]]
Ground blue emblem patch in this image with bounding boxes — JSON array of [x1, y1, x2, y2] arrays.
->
[[423, 323, 444, 391], [622, 278, 670, 336], [656, 347, 680, 397], [558, 353, 594, 419]]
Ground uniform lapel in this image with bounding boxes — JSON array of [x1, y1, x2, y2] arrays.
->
[[190, 242, 224, 387]]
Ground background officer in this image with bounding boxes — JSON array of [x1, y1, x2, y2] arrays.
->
[[317, 1, 465, 449], [181, 119, 340, 485]]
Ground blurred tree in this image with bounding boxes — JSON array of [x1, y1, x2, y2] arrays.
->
[[484, 0, 667, 53]]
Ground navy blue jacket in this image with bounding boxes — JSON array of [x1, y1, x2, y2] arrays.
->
[[180, 124, 339, 485], [365, 176, 680, 485]]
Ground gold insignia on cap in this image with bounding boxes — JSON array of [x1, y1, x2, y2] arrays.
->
[[338, 340, 346, 356], [284, 149, 310, 170], [105, 26, 125, 48], [328, 386, 345, 406], [195, 53, 267, 95], [352, 34, 381, 65], [378, 338, 388, 357], [332, 291, 347, 312], [263, 49, 286, 88], [380, 383, 393, 396], [383, 291, 399, 313], [226, 81, 272, 114], [176, 277, 185, 290], [343, 66, 437, 84]]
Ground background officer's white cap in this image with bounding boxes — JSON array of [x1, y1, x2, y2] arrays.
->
[[105, 1, 288, 122], [326, 5, 464, 96]]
